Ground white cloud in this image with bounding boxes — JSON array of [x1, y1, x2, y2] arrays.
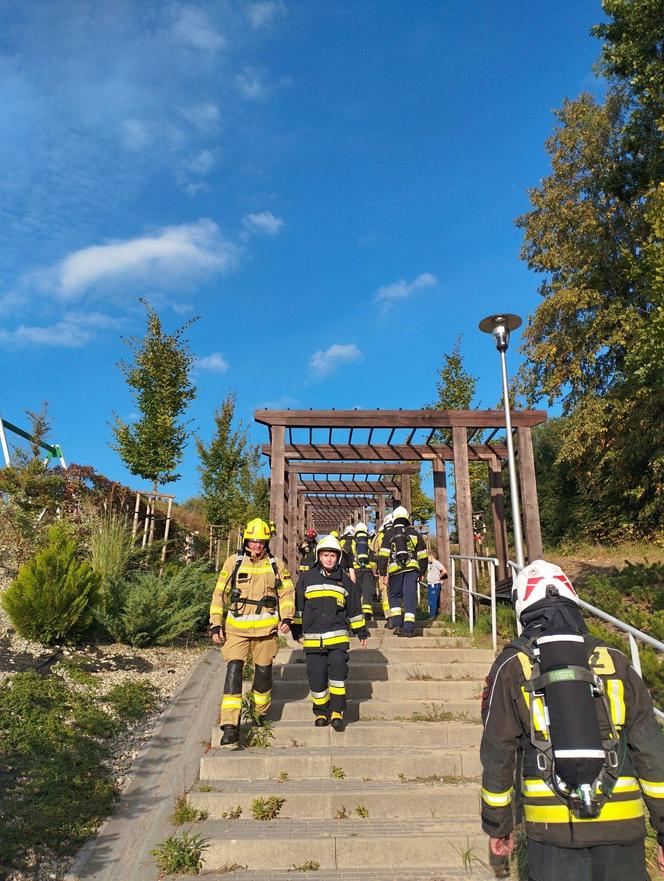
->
[[235, 66, 266, 100], [183, 149, 217, 175], [310, 343, 362, 378], [242, 211, 284, 237], [375, 272, 438, 304], [0, 311, 122, 348], [196, 352, 229, 372], [247, 1, 287, 29], [121, 118, 152, 151], [39, 219, 239, 299], [181, 102, 220, 131], [171, 5, 225, 52]]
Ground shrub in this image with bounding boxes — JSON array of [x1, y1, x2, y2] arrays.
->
[[1, 525, 100, 645], [86, 510, 141, 588], [96, 562, 214, 646], [251, 796, 285, 820], [150, 830, 208, 875]]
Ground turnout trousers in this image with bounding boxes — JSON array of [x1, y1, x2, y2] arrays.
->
[[526, 838, 649, 881], [219, 632, 278, 726], [355, 568, 376, 619], [388, 569, 419, 632], [306, 648, 349, 717]]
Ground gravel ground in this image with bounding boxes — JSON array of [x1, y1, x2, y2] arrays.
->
[[0, 572, 209, 881]]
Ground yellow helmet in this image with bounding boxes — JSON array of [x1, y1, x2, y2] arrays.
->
[[330, 529, 339, 538], [243, 518, 272, 542]]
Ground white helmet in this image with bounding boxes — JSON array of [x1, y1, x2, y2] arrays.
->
[[343, 524, 355, 536], [316, 534, 342, 560], [392, 506, 409, 523], [382, 513, 393, 528], [355, 522, 368, 534], [513, 559, 579, 621]]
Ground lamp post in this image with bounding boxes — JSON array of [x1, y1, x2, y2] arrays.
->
[[478, 313, 525, 570]]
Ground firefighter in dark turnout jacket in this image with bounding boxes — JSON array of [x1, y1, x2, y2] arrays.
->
[[377, 506, 427, 636], [480, 559, 664, 881], [349, 521, 377, 620], [298, 528, 318, 573], [292, 534, 368, 731]]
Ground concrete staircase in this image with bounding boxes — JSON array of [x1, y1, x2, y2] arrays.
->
[[187, 618, 496, 880]]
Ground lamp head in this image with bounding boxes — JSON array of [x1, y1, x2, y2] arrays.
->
[[478, 313, 522, 353]]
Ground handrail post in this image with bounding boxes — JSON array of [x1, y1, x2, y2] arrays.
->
[[490, 564, 497, 653], [467, 558, 474, 634], [451, 557, 456, 623]]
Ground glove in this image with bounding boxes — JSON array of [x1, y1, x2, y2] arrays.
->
[[280, 618, 292, 628], [210, 625, 224, 641]]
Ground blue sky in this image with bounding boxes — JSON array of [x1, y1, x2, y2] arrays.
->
[[1, 1, 606, 501]]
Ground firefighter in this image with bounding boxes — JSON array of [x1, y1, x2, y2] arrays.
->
[[350, 521, 377, 620], [480, 559, 664, 881], [373, 513, 393, 625], [298, 527, 318, 573], [377, 506, 427, 637], [209, 518, 294, 748], [291, 534, 368, 731]]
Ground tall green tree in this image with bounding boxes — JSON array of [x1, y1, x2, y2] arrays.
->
[[516, 1, 664, 539], [430, 335, 490, 521], [196, 393, 267, 535], [409, 470, 435, 523], [112, 300, 198, 491]]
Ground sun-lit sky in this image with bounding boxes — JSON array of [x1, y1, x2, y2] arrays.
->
[[1, 1, 606, 500]]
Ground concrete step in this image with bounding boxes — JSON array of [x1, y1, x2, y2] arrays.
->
[[266, 698, 481, 722], [211, 719, 483, 749], [280, 647, 495, 664], [200, 746, 482, 781], [273, 660, 490, 681], [271, 679, 481, 701], [189, 780, 481, 819], [195, 818, 486, 870], [174, 869, 496, 881]]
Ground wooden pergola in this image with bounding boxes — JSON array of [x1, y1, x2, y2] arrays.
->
[[256, 409, 547, 579]]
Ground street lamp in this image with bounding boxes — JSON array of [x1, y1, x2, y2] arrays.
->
[[478, 313, 525, 570]]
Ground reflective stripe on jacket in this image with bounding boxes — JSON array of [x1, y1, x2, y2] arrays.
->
[[291, 564, 368, 652], [480, 634, 664, 847], [209, 551, 294, 638]]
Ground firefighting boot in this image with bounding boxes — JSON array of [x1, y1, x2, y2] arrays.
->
[[220, 725, 240, 747], [330, 711, 345, 732], [314, 715, 329, 727]]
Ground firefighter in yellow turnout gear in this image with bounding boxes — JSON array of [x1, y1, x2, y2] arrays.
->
[[209, 518, 294, 748], [372, 514, 393, 624], [480, 560, 664, 881]]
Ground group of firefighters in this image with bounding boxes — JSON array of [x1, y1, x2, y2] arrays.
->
[[208, 515, 664, 881]]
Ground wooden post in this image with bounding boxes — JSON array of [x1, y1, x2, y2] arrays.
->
[[131, 492, 141, 541], [517, 426, 543, 561], [288, 470, 298, 575], [378, 494, 386, 526], [452, 426, 474, 597], [401, 474, 412, 515], [488, 457, 509, 581], [159, 497, 173, 576], [269, 425, 286, 559], [432, 457, 450, 571]]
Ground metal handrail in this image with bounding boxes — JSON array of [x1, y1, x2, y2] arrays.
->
[[452, 556, 664, 722], [449, 554, 499, 652]]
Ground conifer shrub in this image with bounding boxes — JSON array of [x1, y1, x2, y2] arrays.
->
[[96, 562, 213, 646], [1, 525, 100, 645]]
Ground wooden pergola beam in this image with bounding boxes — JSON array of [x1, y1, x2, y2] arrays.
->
[[256, 409, 547, 428], [263, 443, 509, 461], [287, 462, 420, 475], [298, 480, 398, 494]]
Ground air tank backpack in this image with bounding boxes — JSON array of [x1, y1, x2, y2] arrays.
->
[[390, 522, 413, 569], [354, 532, 370, 567], [519, 633, 622, 818]]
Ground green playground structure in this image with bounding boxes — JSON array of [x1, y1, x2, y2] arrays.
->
[[0, 415, 67, 469]]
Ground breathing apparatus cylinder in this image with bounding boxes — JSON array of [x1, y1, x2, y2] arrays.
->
[[536, 633, 605, 812], [355, 531, 370, 567], [391, 522, 410, 568]]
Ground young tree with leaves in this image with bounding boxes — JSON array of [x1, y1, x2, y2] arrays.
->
[[112, 300, 198, 492], [196, 393, 266, 536]]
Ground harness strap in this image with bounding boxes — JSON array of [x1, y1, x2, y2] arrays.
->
[[524, 665, 597, 692]]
